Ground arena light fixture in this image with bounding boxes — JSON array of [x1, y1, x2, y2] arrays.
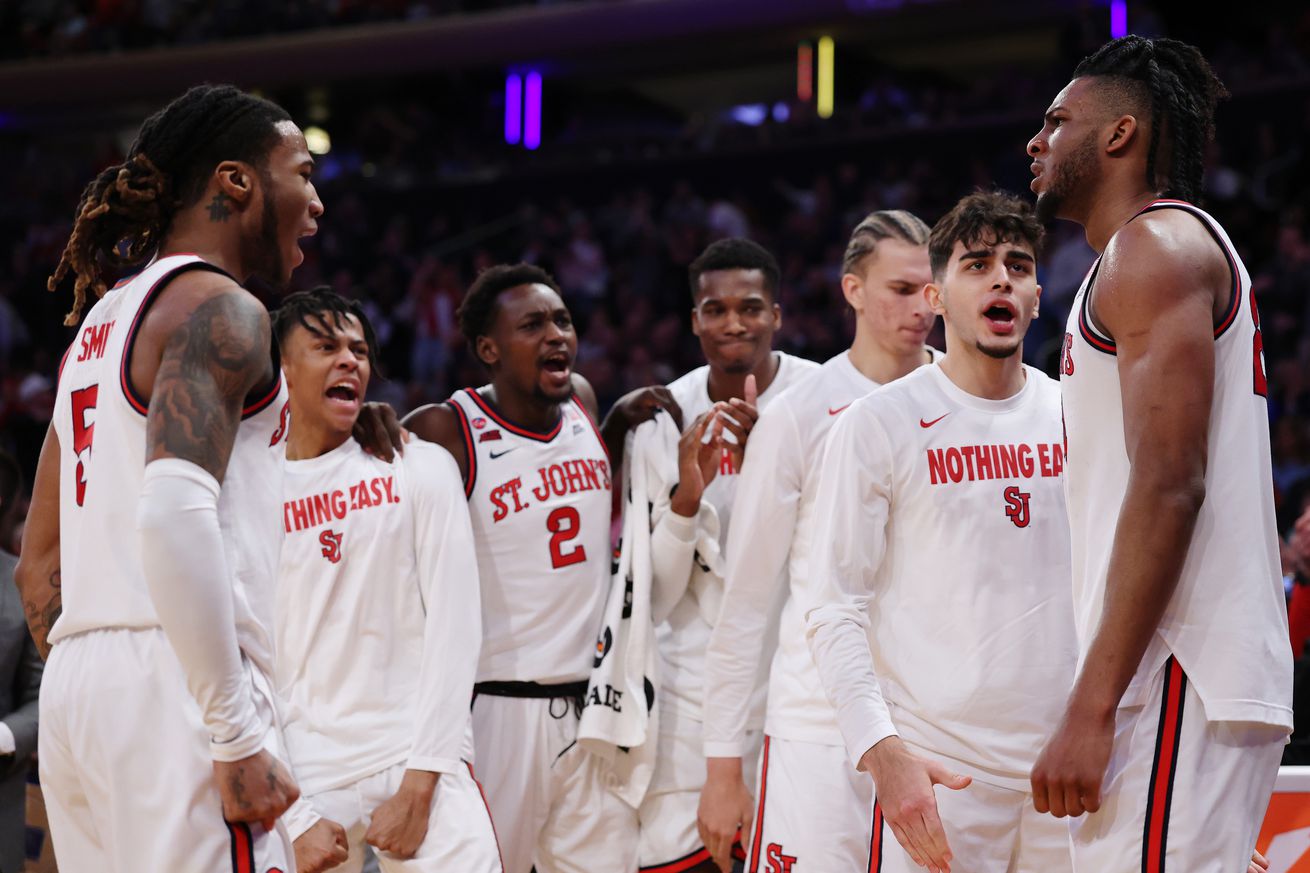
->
[[525, 72, 542, 150], [505, 73, 522, 145], [303, 125, 331, 155], [797, 41, 814, 102], [817, 36, 835, 119], [1110, 0, 1128, 38]]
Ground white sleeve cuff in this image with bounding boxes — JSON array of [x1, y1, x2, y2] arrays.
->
[[846, 724, 899, 770], [702, 741, 745, 758], [405, 755, 462, 776], [0, 722, 14, 756], [661, 506, 698, 542], [283, 794, 322, 842]]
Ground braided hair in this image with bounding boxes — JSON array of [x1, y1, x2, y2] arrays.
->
[[48, 84, 291, 325], [841, 210, 931, 275], [273, 286, 382, 377], [1073, 35, 1228, 204]]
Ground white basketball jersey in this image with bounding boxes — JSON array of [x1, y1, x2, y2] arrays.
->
[[705, 349, 940, 755], [277, 440, 477, 796], [659, 352, 819, 718], [808, 364, 1076, 787], [50, 254, 290, 683], [448, 388, 612, 684], [1061, 199, 1293, 728]]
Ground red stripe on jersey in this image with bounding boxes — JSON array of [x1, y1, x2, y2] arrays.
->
[[226, 821, 255, 873], [464, 388, 565, 442], [748, 735, 772, 873], [640, 847, 712, 872], [1142, 657, 1187, 873], [868, 800, 885, 873], [242, 373, 283, 419], [571, 395, 609, 461], [118, 259, 234, 416], [448, 398, 478, 498], [466, 762, 506, 872]]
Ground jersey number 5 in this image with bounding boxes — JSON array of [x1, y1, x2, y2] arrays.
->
[[547, 506, 587, 569], [71, 384, 99, 506]]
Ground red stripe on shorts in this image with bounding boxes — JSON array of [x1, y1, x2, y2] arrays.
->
[[1142, 656, 1187, 873], [467, 762, 507, 871], [868, 799, 884, 873], [748, 735, 772, 873], [641, 847, 713, 872], [226, 821, 255, 873]]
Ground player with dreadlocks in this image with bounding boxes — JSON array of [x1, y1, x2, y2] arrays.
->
[[15, 83, 326, 871], [1027, 36, 1292, 871]]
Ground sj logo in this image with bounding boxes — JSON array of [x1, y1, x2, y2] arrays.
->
[[269, 401, 290, 447], [766, 843, 797, 873], [1060, 332, 1075, 376], [319, 529, 343, 564], [1004, 486, 1031, 528]]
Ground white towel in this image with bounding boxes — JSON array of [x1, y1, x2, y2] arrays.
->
[[577, 415, 667, 807]]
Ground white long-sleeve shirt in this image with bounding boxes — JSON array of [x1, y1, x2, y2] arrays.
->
[[702, 349, 937, 757], [276, 439, 480, 795], [805, 363, 1076, 790], [646, 352, 819, 719]]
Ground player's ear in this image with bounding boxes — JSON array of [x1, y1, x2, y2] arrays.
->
[[840, 272, 863, 313], [689, 305, 702, 338], [1033, 283, 1043, 318], [771, 300, 782, 332], [213, 160, 255, 207], [925, 281, 946, 317], [475, 335, 499, 368], [1105, 114, 1139, 156]]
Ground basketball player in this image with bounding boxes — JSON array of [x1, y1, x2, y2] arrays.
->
[[805, 190, 1076, 873], [697, 212, 939, 873], [1027, 36, 1293, 871], [402, 263, 642, 873], [271, 288, 501, 873], [637, 238, 819, 873], [16, 85, 319, 872]]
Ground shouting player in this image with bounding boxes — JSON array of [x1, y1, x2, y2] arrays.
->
[[403, 264, 642, 873], [1028, 36, 1293, 871], [698, 211, 939, 872], [637, 238, 818, 873], [806, 190, 1076, 873], [16, 85, 319, 871], [271, 288, 502, 873]]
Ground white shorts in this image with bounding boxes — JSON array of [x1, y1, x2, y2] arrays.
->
[[871, 766, 1072, 873], [638, 707, 761, 871], [744, 735, 873, 873], [471, 685, 638, 873], [1070, 655, 1286, 873], [297, 761, 502, 873], [39, 628, 293, 873]]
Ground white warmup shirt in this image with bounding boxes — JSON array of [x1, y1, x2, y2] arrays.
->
[[702, 349, 938, 757], [1062, 198, 1292, 728], [805, 363, 1076, 789], [276, 440, 480, 795], [52, 254, 288, 685], [447, 389, 612, 684], [649, 352, 819, 720]]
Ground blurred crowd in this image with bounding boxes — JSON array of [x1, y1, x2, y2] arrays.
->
[[1, 7, 1309, 587]]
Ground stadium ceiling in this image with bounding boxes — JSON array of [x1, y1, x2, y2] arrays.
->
[[0, 0, 1075, 116]]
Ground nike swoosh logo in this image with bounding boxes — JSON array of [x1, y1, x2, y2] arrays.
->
[[920, 413, 950, 428], [828, 403, 851, 416], [489, 448, 518, 459]]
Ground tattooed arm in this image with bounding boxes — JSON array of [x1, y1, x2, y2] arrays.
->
[[15, 424, 61, 659], [135, 276, 297, 827]]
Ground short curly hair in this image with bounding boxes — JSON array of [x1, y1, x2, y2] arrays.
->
[[457, 263, 562, 346], [928, 190, 1044, 281], [687, 238, 780, 303]]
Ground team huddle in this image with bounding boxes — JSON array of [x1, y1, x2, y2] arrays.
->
[[14, 34, 1293, 873]]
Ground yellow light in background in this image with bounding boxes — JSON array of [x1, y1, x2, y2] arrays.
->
[[817, 36, 834, 119], [304, 125, 331, 155]]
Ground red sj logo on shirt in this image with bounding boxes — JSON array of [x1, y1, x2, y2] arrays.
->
[[319, 529, 343, 564]]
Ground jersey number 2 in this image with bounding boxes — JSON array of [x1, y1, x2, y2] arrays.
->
[[71, 384, 98, 506], [547, 506, 587, 569]]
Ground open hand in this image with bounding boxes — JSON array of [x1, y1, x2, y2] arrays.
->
[[860, 737, 970, 872]]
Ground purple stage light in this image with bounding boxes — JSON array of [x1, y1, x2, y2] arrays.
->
[[1111, 0, 1128, 38], [504, 73, 522, 145], [525, 71, 542, 150]]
